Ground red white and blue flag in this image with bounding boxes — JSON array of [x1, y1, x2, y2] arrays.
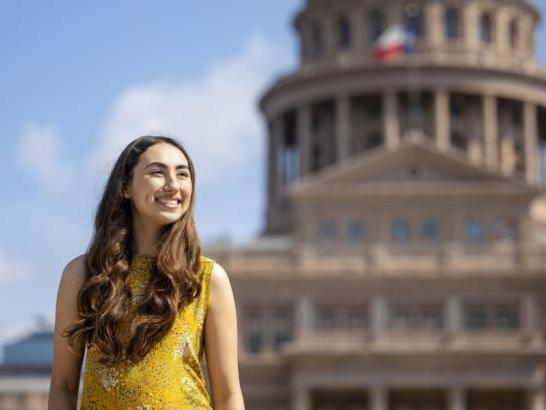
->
[[373, 24, 416, 61]]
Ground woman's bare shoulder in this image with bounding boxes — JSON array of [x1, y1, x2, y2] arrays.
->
[[60, 254, 87, 289]]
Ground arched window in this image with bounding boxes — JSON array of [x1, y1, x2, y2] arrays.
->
[[480, 13, 492, 43], [509, 19, 519, 49], [370, 9, 384, 41], [405, 4, 423, 38], [391, 219, 411, 240], [310, 21, 324, 58], [445, 7, 459, 40], [338, 16, 352, 49]]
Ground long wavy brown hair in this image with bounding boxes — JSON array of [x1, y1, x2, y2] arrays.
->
[[63, 136, 202, 366]]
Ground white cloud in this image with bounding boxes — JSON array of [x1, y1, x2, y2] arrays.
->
[[86, 32, 292, 186], [15, 125, 76, 194], [0, 248, 33, 285]]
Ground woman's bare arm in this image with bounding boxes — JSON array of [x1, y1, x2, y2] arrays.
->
[[48, 255, 87, 410], [204, 262, 245, 410]]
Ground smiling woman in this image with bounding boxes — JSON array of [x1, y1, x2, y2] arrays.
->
[[48, 136, 245, 409]]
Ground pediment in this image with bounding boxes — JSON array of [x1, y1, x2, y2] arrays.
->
[[289, 140, 541, 198]]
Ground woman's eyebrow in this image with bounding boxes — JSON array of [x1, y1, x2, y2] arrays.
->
[[145, 161, 189, 170]]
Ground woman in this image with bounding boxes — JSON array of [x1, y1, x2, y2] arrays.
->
[[48, 136, 245, 409]]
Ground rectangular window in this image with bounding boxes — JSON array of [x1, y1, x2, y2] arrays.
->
[[494, 304, 519, 330], [345, 305, 368, 329], [316, 305, 337, 329], [271, 306, 293, 352], [464, 303, 487, 330], [389, 304, 413, 330], [347, 220, 366, 242], [318, 220, 336, 242], [445, 8, 459, 40]]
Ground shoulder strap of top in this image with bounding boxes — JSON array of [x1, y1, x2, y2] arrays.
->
[[199, 255, 215, 312]]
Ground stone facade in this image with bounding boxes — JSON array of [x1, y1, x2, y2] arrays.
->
[[207, 0, 546, 409]]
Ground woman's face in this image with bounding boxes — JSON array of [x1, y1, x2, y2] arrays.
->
[[125, 142, 193, 228]]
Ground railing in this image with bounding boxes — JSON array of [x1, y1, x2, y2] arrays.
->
[[207, 241, 546, 276], [279, 329, 545, 355]]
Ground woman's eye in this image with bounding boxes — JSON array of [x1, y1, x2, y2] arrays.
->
[[178, 173, 189, 177]]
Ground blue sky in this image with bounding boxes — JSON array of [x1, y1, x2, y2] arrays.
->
[[0, 0, 545, 358]]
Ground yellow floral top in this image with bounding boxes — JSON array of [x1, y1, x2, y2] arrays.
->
[[80, 255, 214, 410]]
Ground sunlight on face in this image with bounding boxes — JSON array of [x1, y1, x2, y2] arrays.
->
[[127, 142, 193, 229]]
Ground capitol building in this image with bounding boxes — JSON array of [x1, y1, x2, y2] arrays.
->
[[207, 0, 546, 409], [1, 0, 546, 409]]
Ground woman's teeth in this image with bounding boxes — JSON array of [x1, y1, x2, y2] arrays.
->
[[157, 199, 179, 208]]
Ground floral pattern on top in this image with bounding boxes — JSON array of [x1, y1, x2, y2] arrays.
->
[[80, 255, 214, 410]]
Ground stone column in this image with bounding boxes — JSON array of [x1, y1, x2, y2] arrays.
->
[[435, 89, 450, 152], [295, 295, 314, 340], [426, 3, 443, 49], [524, 101, 538, 184], [351, 9, 366, 62], [370, 386, 388, 410], [387, 3, 403, 27], [495, 9, 509, 55], [371, 295, 387, 339], [298, 104, 312, 177], [267, 116, 285, 208], [528, 388, 546, 410], [336, 94, 352, 160], [500, 137, 516, 175], [520, 15, 535, 61], [383, 91, 400, 149], [292, 385, 312, 410], [464, 3, 480, 51], [521, 294, 538, 340], [322, 15, 336, 61], [446, 295, 462, 336], [449, 386, 466, 410], [483, 94, 498, 170]]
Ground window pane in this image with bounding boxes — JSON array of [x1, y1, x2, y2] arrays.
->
[[317, 305, 337, 329], [480, 13, 492, 43], [419, 304, 444, 329], [391, 220, 411, 240], [348, 221, 366, 242], [338, 16, 351, 49], [445, 8, 459, 40], [318, 221, 336, 241], [346, 305, 368, 329], [509, 20, 518, 48], [464, 304, 487, 330], [404, 4, 423, 38], [494, 304, 519, 329], [465, 220, 485, 241], [390, 304, 412, 330], [246, 333, 262, 353], [491, 219, 517, 241], [272, 332, 291, 352], [370, 9, 384, 41], [421, 220, 439, 240]]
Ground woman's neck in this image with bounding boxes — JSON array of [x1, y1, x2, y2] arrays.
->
[[131, 215, 161, 257]]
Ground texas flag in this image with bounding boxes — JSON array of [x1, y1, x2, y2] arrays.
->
[[373, 24, 416, 61]]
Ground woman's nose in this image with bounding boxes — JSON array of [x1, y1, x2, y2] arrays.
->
[[164, 173, 179, 190]]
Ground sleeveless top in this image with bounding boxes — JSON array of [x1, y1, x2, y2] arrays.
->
[[80, 255, 214, 409]]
